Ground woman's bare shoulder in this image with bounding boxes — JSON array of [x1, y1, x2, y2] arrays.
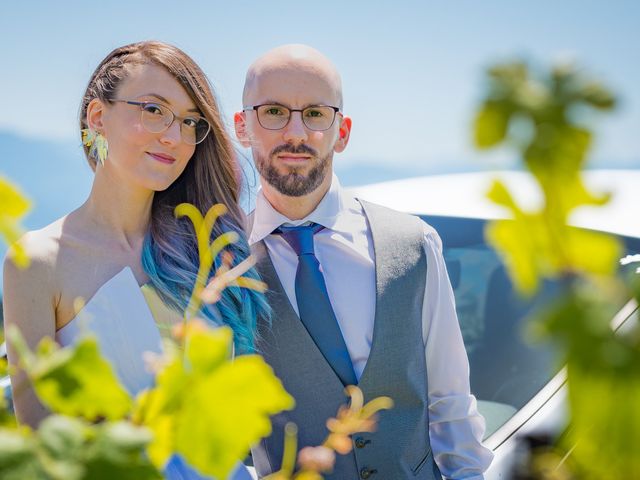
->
[[3, 216, 72, 284], [2, 218, 74, 341]]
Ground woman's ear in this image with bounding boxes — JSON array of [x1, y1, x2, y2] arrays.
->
[[334, 115, 352, 153], [86, 98, 106, 132], [234, 111, 252, 148]]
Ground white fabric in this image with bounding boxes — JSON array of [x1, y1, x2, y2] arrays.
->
[[55, 267, 252, 480], [56, 267, 163, 396], [249, 174, 494, 479]]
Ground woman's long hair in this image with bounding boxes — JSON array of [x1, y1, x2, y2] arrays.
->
[[79, 41, 269, 352]]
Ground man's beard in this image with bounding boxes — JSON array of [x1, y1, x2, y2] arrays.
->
[[255, 143, 332, 197]]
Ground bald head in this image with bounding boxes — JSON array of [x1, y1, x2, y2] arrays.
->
[[235, 44, 352, 210], [242, 44, 343, 109]]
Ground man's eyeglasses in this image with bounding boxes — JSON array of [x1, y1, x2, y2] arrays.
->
[[244, 104, 340, 131], [111, 100, 211, 145]]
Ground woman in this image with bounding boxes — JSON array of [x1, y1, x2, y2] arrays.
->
[[3, 41, 267, 478]]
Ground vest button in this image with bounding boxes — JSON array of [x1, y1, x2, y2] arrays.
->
[[355, 436, 367, 448], [360, 467, 377, 479]]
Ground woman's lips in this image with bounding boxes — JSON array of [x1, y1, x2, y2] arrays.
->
[[147, 152, 176, 164]]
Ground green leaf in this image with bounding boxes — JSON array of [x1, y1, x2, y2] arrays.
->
[[34, 337, 132, 421], [0, 360, 16, 427], [525, 125, 592, 181], [485, 179, 521, 213], [475, 58, 631, 479], [0, 429, 44, 480], [81, 421, 160, 480], [0, 176, 31, 268], [37, 416, 88, 480], [0, 176, 31, 218], [10, 329, 132, 422], [580, 81, 616, 110], [473, 103, 510, 149], [30, 416, 161, 480], [38, 415, 87, 460], [487, 61, 528, 87], [563, 228, 621, 278], [567, 363, 640, 479], [140, 325, 294, 480], [185, 325, 233, 375], [485, 218, 542, 295], [173, 355, 295, 478]]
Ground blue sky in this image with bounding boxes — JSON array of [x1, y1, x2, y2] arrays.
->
[[2, 0, 639, 170], [0, 1, 639, 291]]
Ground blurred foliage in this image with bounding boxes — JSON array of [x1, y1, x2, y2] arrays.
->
[[135, 322, 294, 479], [4, 320, 293, 480], [0, 197, 294, 479], [0, 176, 31, 268], [0, 358, 15, 428], [0, 191, 386, 479], [174, 203, 237, 322], [510, 434, 577, 480], [474, 60, 619, 295], [474, 59, 640, 479], [173, 202, 267, 350], [9, 330, 132, 422], [0, 416, 160, 480]]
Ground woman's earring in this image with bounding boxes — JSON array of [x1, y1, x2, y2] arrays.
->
[[81, 129, 109, 166]]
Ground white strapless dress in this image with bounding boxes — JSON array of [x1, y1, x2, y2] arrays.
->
[[55, 267, 254, 480]]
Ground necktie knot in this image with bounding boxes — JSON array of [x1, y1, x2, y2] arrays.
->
[[276, 223, 324, 256]]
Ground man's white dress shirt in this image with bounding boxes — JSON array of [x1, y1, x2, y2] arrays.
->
[[249, 175, 493, 479]]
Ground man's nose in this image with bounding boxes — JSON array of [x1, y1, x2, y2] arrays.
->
[[282, 111, 308, 144]]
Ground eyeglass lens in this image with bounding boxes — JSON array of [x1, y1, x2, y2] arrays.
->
[[140, 103, 210, 145], [256, 105, 337, 131]]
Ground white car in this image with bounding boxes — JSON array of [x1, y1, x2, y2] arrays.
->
[[349, 169, 640, 478]]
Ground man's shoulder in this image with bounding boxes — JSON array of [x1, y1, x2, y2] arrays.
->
[[357, 197, 411, 217], [357, 198, 431, 230], [356, 198, 441, 248]]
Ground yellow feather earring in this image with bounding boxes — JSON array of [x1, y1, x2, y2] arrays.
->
[[81, 129, 109, 166]]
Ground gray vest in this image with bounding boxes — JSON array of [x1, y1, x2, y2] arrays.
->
[[252, 200, 442, 480]]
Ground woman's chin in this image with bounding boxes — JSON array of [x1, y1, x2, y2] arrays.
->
[[139, 176, 179, 193]]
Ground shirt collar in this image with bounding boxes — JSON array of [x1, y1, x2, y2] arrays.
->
[[249, 173, 362, 244]]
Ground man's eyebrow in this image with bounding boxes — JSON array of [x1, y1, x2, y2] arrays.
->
[[259, 100, 288, 107], [138, 93, 200, 113], [260, 100, 333, 109]]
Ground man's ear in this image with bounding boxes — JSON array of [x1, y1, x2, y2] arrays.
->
[[234, 111, 252, 148], [334, 116, 352, 153], [86, 98, 106, 132]]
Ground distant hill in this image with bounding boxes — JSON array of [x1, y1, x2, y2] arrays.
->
[[335, 160, 478, 185], [0, 130, 458, 234], [1, 129, 637, 293], [1, 132, 94, 293], [1, 131, 94, 231]]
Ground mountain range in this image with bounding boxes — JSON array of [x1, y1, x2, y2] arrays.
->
[[1, 129, 637, 295]]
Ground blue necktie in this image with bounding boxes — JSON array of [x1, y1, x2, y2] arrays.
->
[[276, 223, 358, 386]]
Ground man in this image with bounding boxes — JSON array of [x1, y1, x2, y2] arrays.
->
[[234, 44, 493, 479]]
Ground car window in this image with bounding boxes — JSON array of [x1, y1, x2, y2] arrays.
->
[[421, 215, 640, 438]]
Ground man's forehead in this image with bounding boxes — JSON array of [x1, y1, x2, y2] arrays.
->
[[243, 45, 343, 108], [248, 68, 339, 106]]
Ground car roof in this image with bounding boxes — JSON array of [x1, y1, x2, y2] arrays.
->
[[348, 169, 640, 239]]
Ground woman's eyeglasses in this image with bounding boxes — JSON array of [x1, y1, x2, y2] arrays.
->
[[112, 100, 211, 145]]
